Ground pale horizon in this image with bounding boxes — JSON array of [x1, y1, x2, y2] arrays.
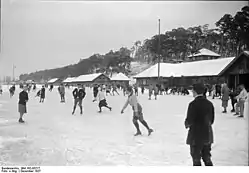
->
[[0, 0, 247, 79]]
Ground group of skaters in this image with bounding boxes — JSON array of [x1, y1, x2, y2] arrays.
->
[[16, 83, 154, 136]]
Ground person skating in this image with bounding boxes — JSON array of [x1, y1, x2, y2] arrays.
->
[[141, 85, 145, 95], [112, 85, 119, 96], [58, 83, 66, 103], [9, 85, 16, 98], [33, 84, 36, 91], [121, 86, 153, 136], [93, 84, 99, 102], [18, 86, 29, 123], [49, 84, 53, 92], [72, 85, 86, 115], [97, 87, 112, 113], [185, 83, 214, 166], [134, 85, 138, 96], [148, 84, 153, 100], [0, 84, 2, 95], [154, 85, 159, 100], [40, 86, 46, 103]]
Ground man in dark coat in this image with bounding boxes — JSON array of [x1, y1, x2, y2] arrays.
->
[[72, 85, 86, 115], [40, 86, 46, 103], [185, 83, 215, 166]]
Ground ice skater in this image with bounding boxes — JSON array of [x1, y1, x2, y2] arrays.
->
[[0, 84, 2, 95], [112, 85, 119, 96], [121, 86, 153, 136], [72, 85, 86, 115], [134, 85, 138, 96], [97, 87, 112, 113], [148, 84, 153, 100], [49, 84, 53, 92], [40, 86, 46, 103], [18, 86, 29, 123], [154, 85, 159, 100], [58, 83, 66, 103], [9, 85, 15, 98], [93, 84, 99, 102]]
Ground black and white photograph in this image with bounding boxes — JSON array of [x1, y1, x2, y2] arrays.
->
[[0, 0, 248, 168]]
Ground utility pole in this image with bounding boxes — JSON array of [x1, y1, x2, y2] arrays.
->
[[158, 19, 161, 83], [12, 65, 16, 82]]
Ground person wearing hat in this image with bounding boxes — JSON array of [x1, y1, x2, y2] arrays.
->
[[18, 85, 29, 123], [121, 86, 153, 136], [40, 85, 46, 103], [221, 82, 230, 113], [185, 83, 215, 166]]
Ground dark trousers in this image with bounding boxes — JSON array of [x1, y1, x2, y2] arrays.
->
[[231, 99, 236, 110], [190, 144, 213, 166]]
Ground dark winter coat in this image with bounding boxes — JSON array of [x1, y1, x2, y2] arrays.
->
[[185, 96, 214, 145]]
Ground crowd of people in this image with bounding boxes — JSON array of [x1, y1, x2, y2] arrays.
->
[[0, 80, 248, 166]]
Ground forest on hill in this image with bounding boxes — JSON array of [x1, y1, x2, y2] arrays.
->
[[19, 6, 249, 82]]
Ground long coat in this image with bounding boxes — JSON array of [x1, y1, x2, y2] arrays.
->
[[185, 96, 214, 145], [221, 85, 230, 101]]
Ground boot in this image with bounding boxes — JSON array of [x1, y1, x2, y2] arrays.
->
[[148, 129, 154, 136], [134, 131, 142, 136]]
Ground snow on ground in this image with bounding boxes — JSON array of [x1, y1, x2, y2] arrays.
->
[[0, 85, 248, 166]]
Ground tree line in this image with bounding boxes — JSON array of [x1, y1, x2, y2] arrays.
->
[[19, 5, 249, 82]]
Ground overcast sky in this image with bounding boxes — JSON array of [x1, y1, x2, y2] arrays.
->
[[0, 0, 247, 79]]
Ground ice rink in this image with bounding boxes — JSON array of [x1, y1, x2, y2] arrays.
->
[[0, 85, 248, 166]]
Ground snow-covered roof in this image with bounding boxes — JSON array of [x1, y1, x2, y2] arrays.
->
[[63, 77, 76, 83], [111, 73, 130, 81], [71, 73, 104, 82], [187, 48, 221, 58], [47, 78, 58, 83], [134, 57, 235, 78]]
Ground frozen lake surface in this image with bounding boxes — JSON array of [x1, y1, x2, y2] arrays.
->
[[0, 85, 248, 166]]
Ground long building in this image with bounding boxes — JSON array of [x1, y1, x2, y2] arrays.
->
[[134, 51, 249, 90]]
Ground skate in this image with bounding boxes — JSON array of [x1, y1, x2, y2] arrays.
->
[[18, 118, 25, 123], [109, 107, 112, 111], [134, 131, 142, 136], [148, 129, 154, 136]]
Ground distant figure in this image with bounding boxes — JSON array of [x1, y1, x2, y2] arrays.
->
[[9, 85, 15, 98], [121, 86, 153, 136], [185, 83, 214, 166], [134, 85, 138, 96], [72, 85, 86, 115], [148, 84, 153, 100], [97, 87, 112, 113], [40, 86, 46, 103], [33, 84, 36, 91], [229, 88, 239, 112], [59, 84, 66, 103], [49, 84, 53, 92], [141, 85, 145, 95], [221, 83, 230, 113], [154, 85, 159, 100], [18, 86, 29, 123], [0, 85, 2, 95], [106, 85, 112, 96], [112, 85, 119, 96], [93, 84, 99, 102]]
